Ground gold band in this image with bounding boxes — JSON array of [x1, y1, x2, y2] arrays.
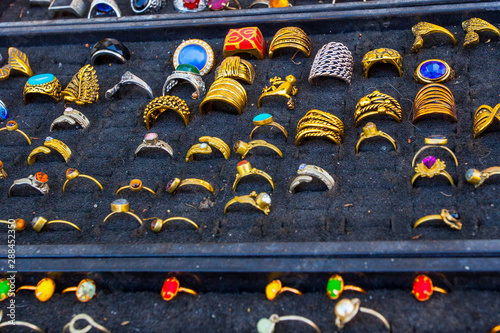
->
[[62, 168, 103, 192], [233, 140, 282, 159], [199, 78, 247, 115], [116, 179, 156, 195], [149, 217, 199, 233], [103, 199, 143, 226], [413, 209, 462, 230], [412, 84, 457, 123], [166, 177, 214, 194], [143, 95, 190, 129], [214, 56, 255, 84], [0, 318, 44, 333], [362, 48, 403, 78], [296, 109, 344, 146], [23, 75, 62, 104], [32, 216, 81, 232], [232, 161, 274, 191], [0, 47, 34, 81], [27, 146, 51, 165], [462, 18, 500, 47], [0, 121, 31, 144], [224, 191, 271, 215], [269, 27, 312, 59], [257, 75, 297, 110], [473, 103, 500, 138], [355, 122, 396, 153], [61, 64, 99, 105], [491, 324, 500, 333], [411, 158, 454, 187], [250, 117, 288, 140], [411, 22, 457, 53]]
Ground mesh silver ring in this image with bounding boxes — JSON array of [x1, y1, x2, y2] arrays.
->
[[309, 42, 353, 85]]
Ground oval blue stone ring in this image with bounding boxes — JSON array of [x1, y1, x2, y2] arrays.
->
[[414, 59, 454, 84], [173, 39, 214, 76], [23, 73, 62, 104]]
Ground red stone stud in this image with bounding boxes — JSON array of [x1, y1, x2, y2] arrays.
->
[[161, 277, 197, 301], [412, 274, 448, 301]]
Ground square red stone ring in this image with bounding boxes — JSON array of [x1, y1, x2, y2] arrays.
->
[[223, 27, 266, 60]]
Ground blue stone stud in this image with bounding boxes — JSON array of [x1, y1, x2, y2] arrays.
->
[[0, 100, 8, 121], [414, 59, 455, 84]]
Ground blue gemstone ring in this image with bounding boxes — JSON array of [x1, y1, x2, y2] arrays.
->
[[88, 0, 121, 18], [414, 59, 454, 84], [131, 0, 166, 13], [23, 73, 62, 104], [0, 100, 8, 121], [173, 39, 214, 76]]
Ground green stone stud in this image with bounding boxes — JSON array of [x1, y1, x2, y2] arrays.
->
[[0, 278, 11, 301], [176, 64, 200, 74]]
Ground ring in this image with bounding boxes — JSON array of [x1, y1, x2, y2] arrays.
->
[[215, 56, 255, 84], [9, 172, 49, 196], [162, 65, 205, 100], [173, 0, 207, 12], [16, 278, 56, 302], [414, 209, 461, 230], [411, 22, 457, 53], [234, 140, 282, 159], [269, 27, 312, 59], [414, 59, 455, 84], [88, 0, 121, 18], [327, 275, 366, 300], [48, 0, 89, 18], [62, 168, 103, 193], [32, 216, 81, 232], [258, 75, 297, 110], [0, 47, 34, 81], [161, 277, 197, 300], [0, 219, 26, 232], [412, 135, 458, 167], [166, 177, 214, 194], [265, 280, 302, 301], [186, 136, 230, 161], [492, 325, 500, 333], [362, 48, 403, 78], [0, 99, 8, 120], [462, 18, 500, 47], [50, 107, 90, 131], [23, 73, 62, 104], [232, 160, 274, 191], [223, 27, 266, 60], [412, 83, 457, 123], [0, 278, 12, 301], [0, 310, 44, 332], [103, 199, 143, 226], [250, 113, 288, 140], [27, 137, 72, 165], [143, 95, 190, 129], [257, 314, 320, 333], [354, 90, 402, 126], [309, 42, 353, 85], [289, 164, 335, 193], [61, 279, 96, 302], [148, 217, 199, 233], [296, 109, 344, 146], [173, 39, 214, 76], [91, 38, 130, 65], [335, 298, 390, 330], [131, 0, 166, 13], [135, 133, 173, 157], [0, 121, 31, 144], [62, 314, 110, 333], [116, 179, 156, 195], [249, 0, 291, 7], [224, 191, 271, 215], [473, 103, 500, 138], [411, 156, 454, 187], [208, 0, 240, 10], [199, 78, 248, 115], [61, 64, 99, 105], [412, 274, 447, 301], [355, 122, 397, 153], [0, 160, 7, 179], [465, 166, 500, 188], [106, 71, 153, 99]]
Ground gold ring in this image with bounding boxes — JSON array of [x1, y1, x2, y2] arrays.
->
[[61, 64, 99, 105], [411, 156, 454, 187], [234, 140, 282, 159], [9, 172, 49, 196], [0, 120, 31, 144], [257, 314, 320, 333], [354, 90, 402, 126], [224, 191, 271, 215], [269, 27, 312, 59], [355, 122, 397, 153], [257, 75, 297, 110], [411, 22, 457, 53], [62, 314, 110, 333], [27, 136, 72, 165], [232, 160, 274, 191], [326, 275, 366, 300], [412, 274, 447, 301], [412, 135, 458, 167], [116, 179, 156, 195], [223, 27, 265, 60], [250, 113, 288, 140], [414, 209, 461, 230], [412, 83, 457, 123], [214, 56, 255, 85], [414, 59, 455, 84], [16, 278, 56, 302], [289, 164, 335, 193], [473, 103, 500, 138], [0, 160, 7, 179], [491, 325, 500, 333], [166, 177, 214, 194], [186, 136, 231, 161], [462, 18, 500, 47], [296, 109, 344, 146], [0, 310, 43, 332], [0, 47, 34, 81], [32, 216, 81, 232], [148, 217, 199, 233], [362, 48, 403, 78], [465, 166, 500, 188], [23, 73, 62, 104], [103, 199, 143, 226], [61, 279, 96, 302], [62, 168, 103, 193], [143, 95, 190, 129], [335, 298, 390, 330], [265, 280, 302, 301], [161, 277, 197, 301], [199, 77, 248, 115], [0, 218, 26, 232]]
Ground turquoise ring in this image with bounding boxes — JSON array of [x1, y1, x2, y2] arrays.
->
[[250, 113, 288, 140], [23, 73, 62, 104]]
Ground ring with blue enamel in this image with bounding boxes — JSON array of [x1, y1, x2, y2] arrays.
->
[[414, 59, 454, 84], [23, 73, 62, 104], [0, 100, 8, 121]]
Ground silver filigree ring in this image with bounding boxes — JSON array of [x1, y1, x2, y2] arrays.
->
[[162, 70, 205, 99], [106, 71, 154, 99]]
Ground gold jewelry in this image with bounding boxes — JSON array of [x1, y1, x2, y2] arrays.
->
[[412, 274, 448, 301], [0, 47, 34, 80], [61, 64, 99, 105], [135, 132, 173, 157], [414, 209, 461, 230], [412, 83, 457, 123], [265, 280, 302, 301], [462, 18, 500, 47], [173, 39, 214, 76], [0, 160, 6, 179], [103, 199, 143, 226], [116, 179, 155, 195], [362, 48, 403, 78], [465, 167, 500, 188], [257, 314, 321, 333], [148, 217, 199, 233], [27, 136, 72, 165], [143, 95, 190, 129], [0, 310, 43, 332], [214, 56, 255, 84], [335, 298, 390, 330], [234, 140, 282, 159], [224, 191, 271, 215], [354, 90, 402, 126], [0, 218, 26, 232], [9, 172, 49, 196], [161, 277, 197, 301], [326, 275, 366, 300], [473, 103, 500, 138], [268, 27, 312, 59], [0, 120, 31, 144], [186, 136, 231, 161], [61, 279, 96, 302], [23, 73, 62, 104], [199, 78, 247, 115], [166, 177, 214, 194], [250, 113, 288, 140], [289, 164, 335, 193], [411, 156, 454, 187], [16, 278, 56, 302], [62, 168, 103, 193], [411, 22, 457, 53], [296, 109, 344, 146], [414, 59, 455, 84], [232, 160, 274, 191], [491, 325, 500, 333], [186, 143, 212, 162], [257, 75, 297, 110], [32, 216, 81, 232], [355, 122, 397, 153], [412, 135, 458, 167], [63, 313, 111, 333], [50, 107, 90, 131]]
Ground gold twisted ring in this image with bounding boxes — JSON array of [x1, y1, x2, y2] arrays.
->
[[234, 140, 282, 159], [462, 18, 500, 47], [32, 216, 81, 232], [214, 56, 255, 85], [335, 298, 390, 330], [116, 179, 156, 195], [412, 135, 458, 167], [289, 164, 335, 193], [232, 160, 274, 191], [257, 314, 320, 333], [414, 209, 461, 230], [0, 120, 31, 144], [143, 95, 190, 129], [250, 113, 288, 140], [354, 90, 402, 126], [224, 191, 271, 215], [465, 167, 500, 188], [63, 313, 111, 333], [355, 122, 397, 153], [27, 137, 72, 165], [411, 156, 454, 187], [148, 217, 199, 233], [296, 109, 344, 146], [362, 48, 403, 78], [166, 177, 214, 194], [199, 77, 247, 115], [268, 27, 312, 59], [62, 168, 103, 192], [411, 22, 457, 53], [0, 310, 44, 332], [473, 103, 500, 138], [103, 199, 143, 226]]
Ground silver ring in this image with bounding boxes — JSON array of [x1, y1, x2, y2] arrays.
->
[[88, 0, 121, 18], [135, 133, 173, 157], [257, 314, 321, 333], [106, 71, 154, 99], [309, 42, 353, 85], [48, 0, 89, 18], [289, 164, 335, 193], [173, 0, 207, 12], [162, 71, 205, 99], [50, 107, 90, 131], [131, 0, 166, 13], [9, 174, 49, 196]]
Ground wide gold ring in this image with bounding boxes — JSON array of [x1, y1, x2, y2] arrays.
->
[[143, 95, 190, 129], [214, 56, 255, 85], [296, 109, 344, 146], [354, 90, 402, 126], [473, 103, 500, 138], [362, 48, 403, 78], [23, 74, 62, 104], [199, 78, 247, 115], [412, 84, 457, 123], [269, 27, 312, 59]]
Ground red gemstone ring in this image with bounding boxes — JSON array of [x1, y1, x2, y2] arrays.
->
[[161, 277, 197, 301], [209, 0, 240, 10], [173, 0, 206, 12], [412, 274, 448, 301]]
